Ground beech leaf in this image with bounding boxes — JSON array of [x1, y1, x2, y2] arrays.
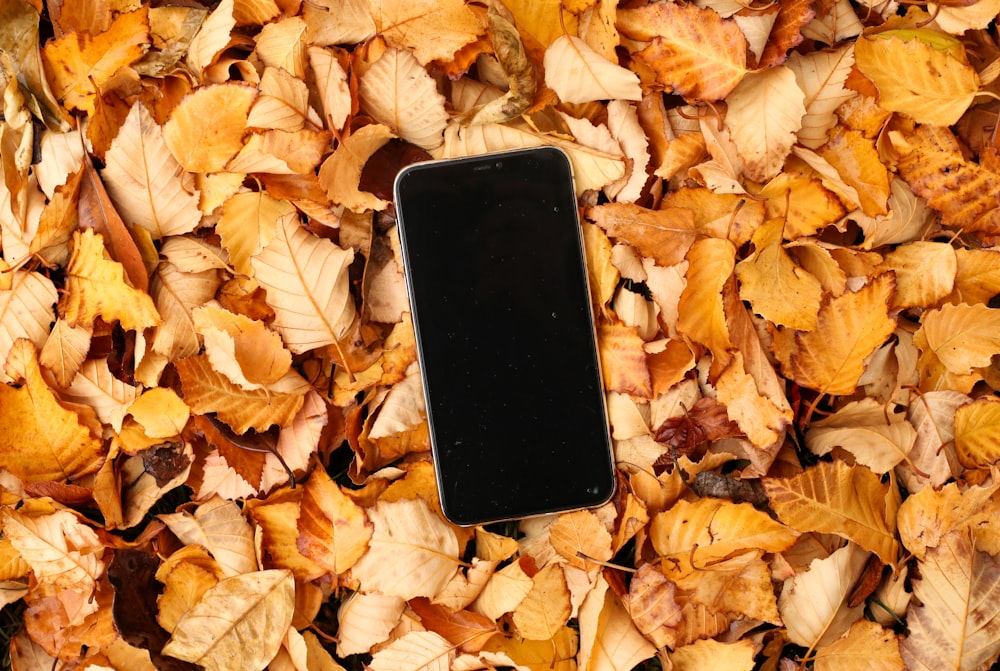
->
[[162, 569, 295, 671], [359, 48, 448, 150], [543, 35, 641, 104]]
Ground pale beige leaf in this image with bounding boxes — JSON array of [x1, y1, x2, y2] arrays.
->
[[897, 481, 1000, 560], [318, 123, 395, 212], [432, 557, 501, 611], [435, 122, 625, 194], [805, 398, 917, 474], [370, 0, 482, 65], [763, 460, 900, 565], [103, 102, 201, 240], [148, 261, 222, 361], [308, 46, 351, 133], [471, 559, 533, 620], [543, 35, 641, 104], [578, 575, 657, 671], [250, 214, 355, 354], [787, 45, 856, 149], [303, 0, 376, 47], [160, 235, 231, 273], [186, 0, 234, 74], [725, 66, 805, 182], [1, 508, 102, 613], [0, 270, 58, 384], [336, 591, 406, 656], [813, 620, 905, 671], [901, 531, 1000, 671], [162, 569, 294, 671], [670, 638, 755, 671], [368, 631, 454, 671], [39, 318, 92, 388], [933, 0, 1000, 33], [349, 498, 460, 600], [606, 100, 651, 204], [779, 542, 870, 649], [358, 48, 448, 150], [62, 357, 139, 431], [159, 496, 257, 577], [263, 388, 327, 491], [904, 390, 966, 490], [247, 66, 318, 132]]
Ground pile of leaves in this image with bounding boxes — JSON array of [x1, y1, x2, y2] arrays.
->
[[2, 0, 1000, 668]]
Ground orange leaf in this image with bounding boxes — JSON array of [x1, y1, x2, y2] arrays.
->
[[41, 6, 150, 114], [549, 510, 614, 571], [597, 322, 653, 398], [295, 468, 373, 579], [787, 273, 896, 396], [677, 237, 736, 363], [587, 203, 697, 268], [162, 83, 257, 173], [618, 2, 748, 102], [409, 598, 499, 654]]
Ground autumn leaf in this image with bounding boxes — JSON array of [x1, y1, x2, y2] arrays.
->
[[900, 530, 1000, 671], [370, 0, 483, 65], [588, 203, 697, 268], [786, 273, 896, 396], [42, 6, 150, 114], [162, 569, 295, 671], [618, 2, 748, 101], [544, 35, 641, 104], [813, 620, 905, 671], [250, 214, 356, 355], [295, 467, 372, 579], [763, 460, 900, 565], [854, 27, 979, 126], [162, 83, 257, 173]]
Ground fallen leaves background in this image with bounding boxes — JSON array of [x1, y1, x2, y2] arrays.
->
[[2, 0, 1000, 669]]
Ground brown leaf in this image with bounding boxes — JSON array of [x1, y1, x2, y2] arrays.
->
[[588, 203, 697, 267], [409, 598, 500, 653]]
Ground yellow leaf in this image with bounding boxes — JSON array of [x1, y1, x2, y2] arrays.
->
[[159, 496, 257, 578], [736, 218, 823, 331], [855, 30, 978, 126], [296, 468, 373, 579], [358, 48, 449, 150], [162, 569, 295, 671], [62, 357, 139, 430], [954, 397, 1000, 469], [484, 627, 578, 671], [38, 318, 91, 388], [318, 123, 396, 212], [370, 0, 483, 65], [0, 340, 104, 483], [102, 101, 202, 240], [715, 352, 792, 449], [41, 6, 150, 114], [250, 214, 356, 355], [247, 66, 318, 132], [60, 228, 161, 330], [471, 560, 533, 620], [163, 83, 257, 173], [900, 531, 1000, 671], [350, 498, 460, 600], [543, 35, 641, 104], [512, 564, 572, 641], [194, 305, 292, 390], [725, 66, 806, 182], [762, 460, 900, 565], [678, 237, 736, 362], [127, 387, 190, 439], [778, 542, 871, 649], [650, 497, 798, 567], [308, 46, 352, 133], [147, 260, 222, 364], [0, 270, 58, 384], [814, 620, 905, 671], [618, 2, 747, 101], [949, 249, 1000, 305], [787, 273, 896, 396], [670, 638, 755, 671]]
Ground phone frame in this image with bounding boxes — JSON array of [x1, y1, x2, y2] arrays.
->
[[393, 146, 615, 526]]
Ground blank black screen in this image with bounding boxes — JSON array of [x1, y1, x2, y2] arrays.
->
[[394, 147, 614, 525]]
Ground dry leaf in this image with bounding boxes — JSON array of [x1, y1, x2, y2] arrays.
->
[[370, 0, 483, 65], [162, 569, 295, 671], [359, 48, 448, 150], [295, 467, 372, 579], [163, 84, 257, 173], [544, 35, 641, 104]]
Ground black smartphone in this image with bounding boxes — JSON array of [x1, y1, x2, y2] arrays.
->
[[393, 146, 615, 526]]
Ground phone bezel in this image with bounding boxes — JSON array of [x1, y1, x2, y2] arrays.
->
[[393, 146, 615, 526]]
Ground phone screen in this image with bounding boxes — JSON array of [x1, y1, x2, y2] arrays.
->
[[394, 146, 615, 526]]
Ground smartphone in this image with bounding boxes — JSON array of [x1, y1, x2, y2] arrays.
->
[[393, 146, 615, 526]]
